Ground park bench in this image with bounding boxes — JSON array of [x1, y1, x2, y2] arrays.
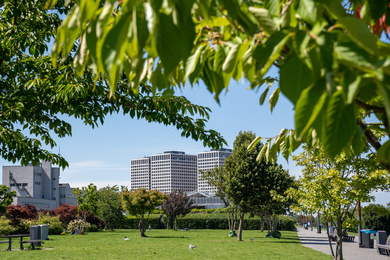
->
[[377, 235, 390, 256], [0, 240, 13, 251], [342, 230, 355, 242], [19, 239, 42, 250]]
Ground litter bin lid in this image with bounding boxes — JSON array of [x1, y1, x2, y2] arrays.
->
[[361, 229, 376, 234], [38, 224, 50, 227]]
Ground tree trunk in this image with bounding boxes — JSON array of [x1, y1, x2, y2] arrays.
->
[[237, 209, 244, 241], [326, 222, 335, 259], [227, 208, 232, 231], [139, 219, 147, 237], [335, 218, 343, 260], [260, 219, 264, 232]]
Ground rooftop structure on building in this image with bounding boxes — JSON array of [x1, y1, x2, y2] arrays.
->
[[2, 161, 77, 210]]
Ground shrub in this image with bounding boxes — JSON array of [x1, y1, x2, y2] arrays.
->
[[87, 224, 99, 232], [6, 204, 38, 226], [35, 213, 64, 235], [0, 216, 16, 235], [67, 219, 91, 234], [54, 204, 78, 228], [279, 216, 296, 231]]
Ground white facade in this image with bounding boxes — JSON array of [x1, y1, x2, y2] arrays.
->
[[130, 151, 198, 193], [130, 157, 151, 190], [2, 161, 77, 210], [197, 149, 232, 194]]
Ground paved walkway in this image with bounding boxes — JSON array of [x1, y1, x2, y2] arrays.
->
[[297, 227, 388, 260]]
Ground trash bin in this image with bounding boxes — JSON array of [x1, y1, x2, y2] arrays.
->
[[360, 229, 375, 248], [39, 224, 50, 240], [30, 225, 41, 247], [377, 230, 387, 254]]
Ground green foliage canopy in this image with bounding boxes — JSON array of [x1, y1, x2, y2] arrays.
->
[[52, 0, 390, 170], [0, 0, 226, 169], [96, 185, 124, 230], [121, 188, 167, 237], [0, 185, 15, 214], [290, 146, 390, 260]]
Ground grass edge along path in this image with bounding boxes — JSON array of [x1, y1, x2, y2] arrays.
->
[[0, 229, 332, 259]]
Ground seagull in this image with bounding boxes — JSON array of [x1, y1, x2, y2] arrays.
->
[[124, 236, 129, 241], [189, 244, 196, 249]]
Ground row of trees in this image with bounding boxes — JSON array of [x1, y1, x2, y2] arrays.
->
[[290, 146, 390, 260]]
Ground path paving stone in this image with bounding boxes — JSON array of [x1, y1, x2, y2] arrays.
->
[[297, 227, 388, 260]]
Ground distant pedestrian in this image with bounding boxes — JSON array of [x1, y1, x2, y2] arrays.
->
[[149, 225, 152, 231]]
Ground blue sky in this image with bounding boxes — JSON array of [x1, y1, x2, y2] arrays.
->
[[1, 70, 389, 205]]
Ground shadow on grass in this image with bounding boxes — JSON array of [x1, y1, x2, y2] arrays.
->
[[147, 236, 189, 239]]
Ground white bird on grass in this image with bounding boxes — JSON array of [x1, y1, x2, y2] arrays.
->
[[124, 236, 129, 241], [189, 244, 196, 249]]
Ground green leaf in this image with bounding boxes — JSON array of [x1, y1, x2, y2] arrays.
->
[[268, 87, 280, 113], [248, 136, 262, 150], [255, 31, 291, 79], [337, 17, 378, 54], [259, 86, 271, 106], [364, 0, 387, 21], [101, 7, 132, 91], [352, 125, 364, 156], [377, 141, 390, 163], [132, 3, 149, 58], [295, 82, 327, 139], [344, 71, 361, 104], [378, 82, 390, 121], [322, 89, 356, 159], [156, 13, 185, 75], [265, 0, 280, 16], [295, 0, 317, 25], [248, 7, 277, 35], [184, 44, 206, 81], [280, 52, 314, 105], [222, 43, 240, 86]]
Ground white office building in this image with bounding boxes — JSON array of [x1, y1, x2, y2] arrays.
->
[[130, 151, 198, 193], [2, 161, 77, 210], [197, 148, 232, 194], [130, 157, 151, 190]]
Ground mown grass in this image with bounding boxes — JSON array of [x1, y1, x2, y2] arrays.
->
[[0, 229, 332, 259]]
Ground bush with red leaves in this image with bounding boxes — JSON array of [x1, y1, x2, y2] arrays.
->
[[54, 203, 78, 228], [6, 204, 38, 226]]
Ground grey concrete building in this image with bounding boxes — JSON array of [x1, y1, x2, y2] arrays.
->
[[197, 148, 232, 194], [2, 161, 77, 210]]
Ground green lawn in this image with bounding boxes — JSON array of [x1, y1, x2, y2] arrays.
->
[[0, 229, 332, 259]]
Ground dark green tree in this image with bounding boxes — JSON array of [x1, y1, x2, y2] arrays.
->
[[0, 185, 15, 214], [362, 204, 390, 234], [224, 131, 294, 241], [161, 189, 194, 229], [0, 0, 225, 168], [96, 185, 124, 230], [73, 183, 98, 232]]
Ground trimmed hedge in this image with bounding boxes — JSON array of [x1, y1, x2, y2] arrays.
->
[[121, 214, 295, 231]]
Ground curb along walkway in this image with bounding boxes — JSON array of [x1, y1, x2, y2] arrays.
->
[[297, 227, 388, 260]]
